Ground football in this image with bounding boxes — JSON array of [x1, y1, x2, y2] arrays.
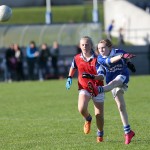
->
[[0, 5, 12, 22]]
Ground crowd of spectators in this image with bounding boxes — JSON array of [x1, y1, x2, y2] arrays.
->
[[3, 41, 60, 82]]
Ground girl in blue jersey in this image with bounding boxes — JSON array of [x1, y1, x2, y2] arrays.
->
[[84, 39, 135, 144]]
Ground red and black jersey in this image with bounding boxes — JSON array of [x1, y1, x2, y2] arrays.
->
[[72, 53, 104, 92]]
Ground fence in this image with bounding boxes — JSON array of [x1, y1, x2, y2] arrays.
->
[[0, 23, 102, 48]]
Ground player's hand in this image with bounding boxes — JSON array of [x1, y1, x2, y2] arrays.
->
[[82, 73, 95, 79], [122, 53, 136, 59], [66, 76, 72, 90], [34, 52, 39, 57], [127, 62, 136, 73]]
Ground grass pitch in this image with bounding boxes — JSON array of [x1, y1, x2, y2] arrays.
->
[[2, 4, 104, 25], [0, 76, 149, 150]]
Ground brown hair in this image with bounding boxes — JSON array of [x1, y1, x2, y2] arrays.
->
[[98, 39, 113, 48]]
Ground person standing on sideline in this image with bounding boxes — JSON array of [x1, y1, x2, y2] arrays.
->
[[107, 19, 115, 41], [38, 43, 51, 81], [14, 43, 24, 81], [26, 41, 39, 80], [65, 36, 105, 143], [86, 39, 135, 144], [118, 27, 125, 46], [5, 44, 17, 82], [50, 41, 59, 78]]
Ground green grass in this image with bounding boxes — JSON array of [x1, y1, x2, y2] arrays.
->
[[0, 76, 149, 149], [1, 4, 104, 26]]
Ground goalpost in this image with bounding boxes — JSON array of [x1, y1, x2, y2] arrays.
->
[[45, 0, 99, 24], [92, 0, 99, 23], [45, 0, 52, 24]]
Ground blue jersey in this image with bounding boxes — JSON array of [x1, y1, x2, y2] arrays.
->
[[97, 49, 129, 84]]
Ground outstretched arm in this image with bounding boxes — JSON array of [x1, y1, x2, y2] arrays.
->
[[110, 54, 122, 63], [110, 53, 136, 63]]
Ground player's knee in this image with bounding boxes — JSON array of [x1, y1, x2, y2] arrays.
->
[[95, 113, 104, 120], [113, 80, 122, 88], [78, 107, 86, 115]]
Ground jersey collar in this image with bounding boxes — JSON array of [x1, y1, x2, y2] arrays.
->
[[80, 51, 95, 62]]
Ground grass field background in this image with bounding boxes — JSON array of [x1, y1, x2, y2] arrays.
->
[[1, 4, 104, 26], [0, 75, 149, 150]]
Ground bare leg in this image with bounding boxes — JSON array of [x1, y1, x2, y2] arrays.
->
[[103, 80, 123, 92], [93, 101, 104, 131], [78, 93, 91, 118], [114, 91, 129, 126], [78, 93, 92, 134], [114, 91, 135, 144]]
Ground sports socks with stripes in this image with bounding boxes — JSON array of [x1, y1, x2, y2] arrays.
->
[[97, 130, 104, 137], [124, 125, 131, 134], [98, 86, 104, 93]]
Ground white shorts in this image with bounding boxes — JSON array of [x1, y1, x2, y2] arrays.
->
[[111, 75, 128, 98], [79, 89, 105, 103]]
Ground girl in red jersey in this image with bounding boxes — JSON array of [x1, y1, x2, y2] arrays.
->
[[66, 36, 105, 143]]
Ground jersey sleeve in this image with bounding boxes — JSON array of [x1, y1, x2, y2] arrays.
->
[[71, 57, 77, 69], [96, 62, 105, 77], [116, 49, 126, 54], [97, 55, 111, 67]]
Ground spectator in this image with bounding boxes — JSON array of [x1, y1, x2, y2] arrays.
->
[[50, 41, 59, 77], [107, 19, 115, 41], [26, 41, 39, 80], [38, 43, 51, 81], [5, 44, 17, 82], [14, 44, 24, 81], [118, 28, 125, 46]]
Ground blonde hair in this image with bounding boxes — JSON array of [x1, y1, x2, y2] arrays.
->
[[80, 36, 94, 50]]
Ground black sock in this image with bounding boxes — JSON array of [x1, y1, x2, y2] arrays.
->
[[85, 114, 92, 122]]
